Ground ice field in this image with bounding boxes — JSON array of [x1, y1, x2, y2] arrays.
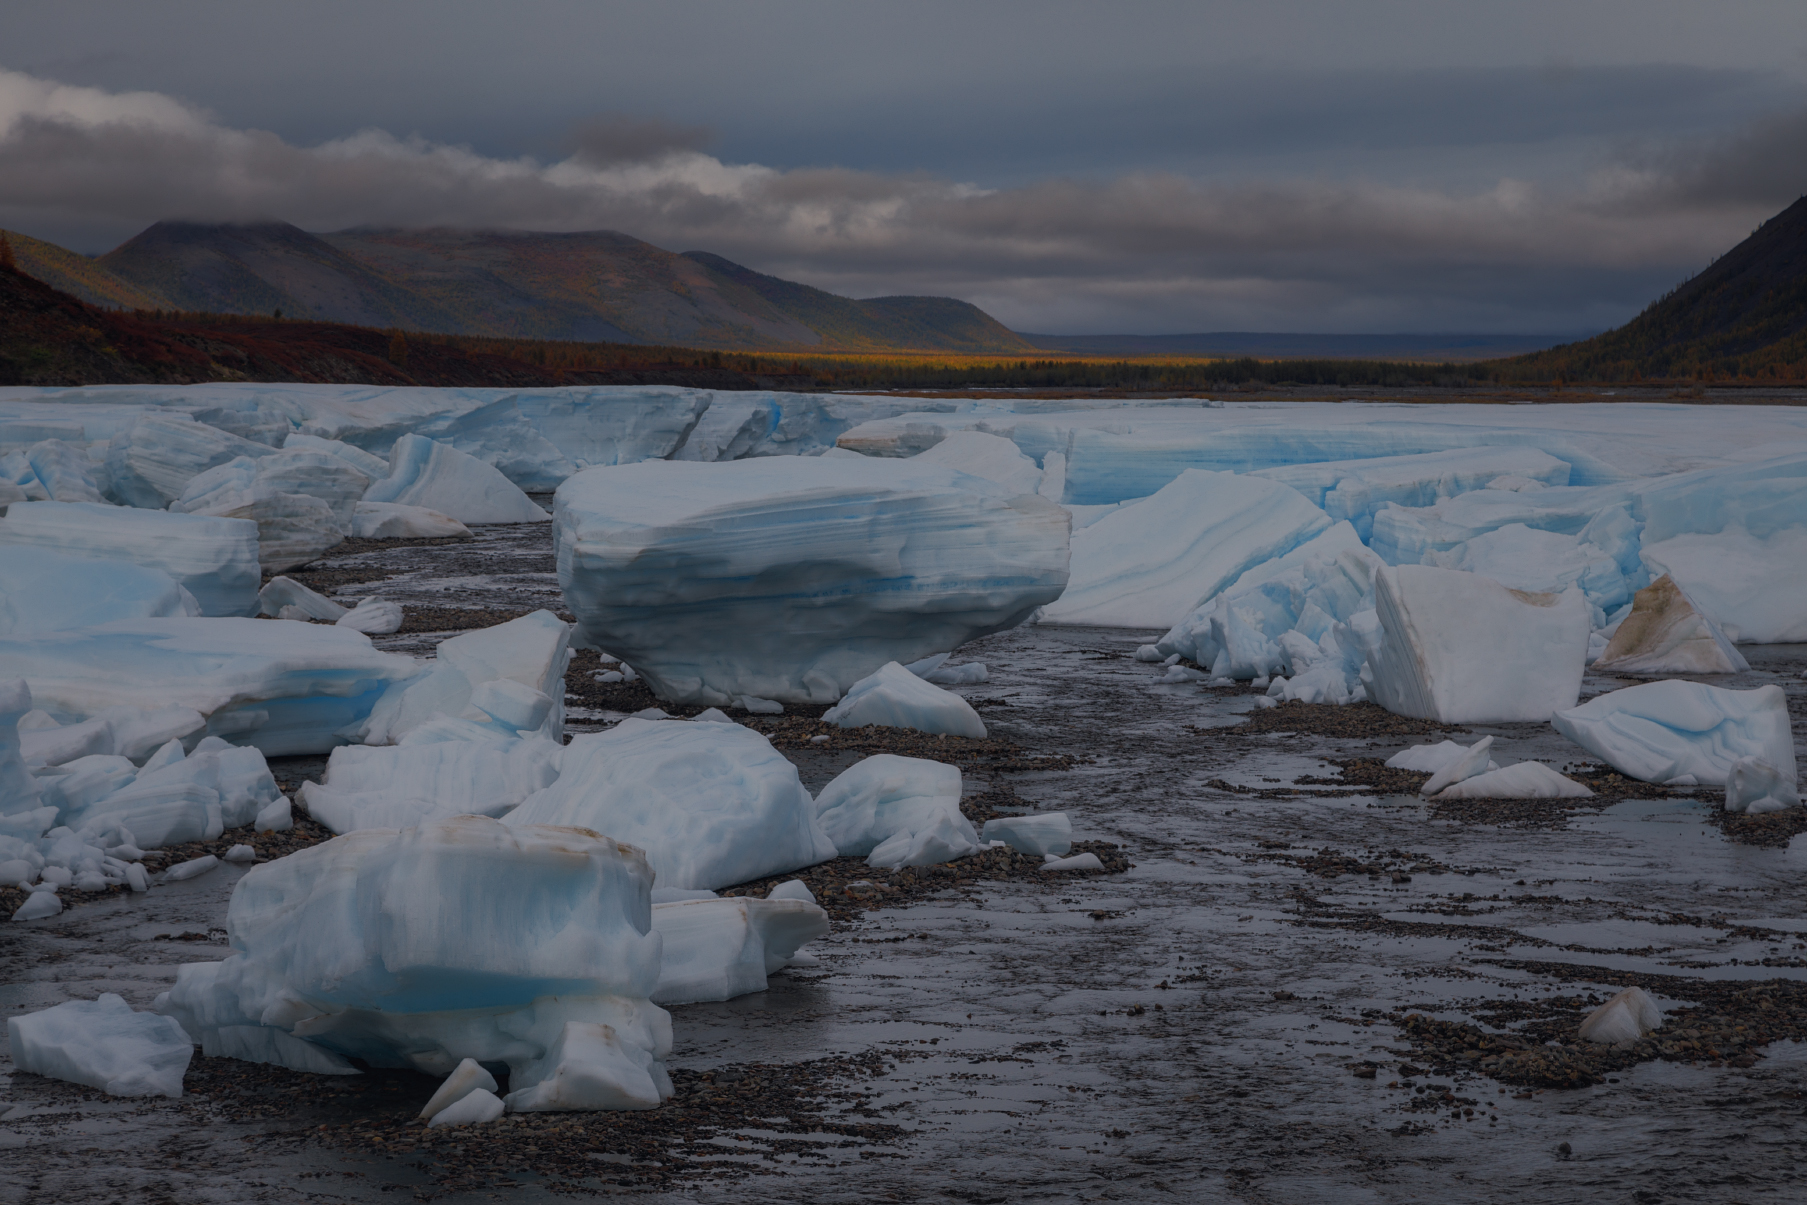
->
[[2, 384, 1804, 1199]]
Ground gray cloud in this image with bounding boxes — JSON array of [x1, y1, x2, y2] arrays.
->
[[0, 68, 1795, 334], [568, 115, 714, 167]]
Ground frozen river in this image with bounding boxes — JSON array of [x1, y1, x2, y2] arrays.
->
[[4, 522, 1804, 1204]]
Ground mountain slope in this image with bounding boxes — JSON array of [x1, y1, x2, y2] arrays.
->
[[680, 251, 1037, 353], [1500, 194, 1807, 380], [4, 228, 172, 310]]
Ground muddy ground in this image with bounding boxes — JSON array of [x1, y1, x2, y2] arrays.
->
[[3, 520, 1804, 1204]]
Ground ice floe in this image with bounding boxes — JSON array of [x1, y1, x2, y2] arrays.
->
[[814, 755, 972, 857], [7, 993, 194, 1097], [823, 662, 988, 738], [364, 434, 550, 525], [1551, 681, 1796, 787], [504, 718, 835, 891], [554, 456, 1068, 705]]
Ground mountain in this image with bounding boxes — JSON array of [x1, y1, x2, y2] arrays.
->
[[10, 220, 1037, 354], [1021, 331, 1577, 362], [1498, 194, 1807, 380]]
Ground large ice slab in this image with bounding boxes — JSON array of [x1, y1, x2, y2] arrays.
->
[[104, 412, 277, 509], [1551, 681, 1796, 787], [2, 439, 105, 503], [1594, 575, 1749, 675], [7, 993, 194, 1098], [0, 501, 260, 617], [1251, 446, 1571, 539], [504, 718, 835, 891], [1364, 565, 1589, 723], [555, 457, 1069, 706], [910, 430, 1044, 495], [300, 737, 563, 834], [364, 434, 550, 524], [0, 547, 199, 636], [1039, 469, 1331, 628], [155, 817, 672, 1108], [650, 897, 829, 1005], [3, 618, 420, 756], [1640, 524, 1807, 644], [822, 662, 987, 738]]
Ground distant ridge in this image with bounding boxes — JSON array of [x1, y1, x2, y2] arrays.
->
[[1019, 331, 1581, 362], [1499, 194, 1807, 380], [3, 221, 1038, 355]]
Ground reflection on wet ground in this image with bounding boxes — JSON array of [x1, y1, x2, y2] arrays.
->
[[4, 523, 1804, 1203]]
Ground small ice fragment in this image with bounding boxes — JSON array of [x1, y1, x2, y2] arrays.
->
[[809, 734, 830, 743], [691, 708, 736, 724], [1134, 645, 1164, 662], [1252, 696, 1278, 709], [1578, 987, 1663, 1045], [1431, 762, 1593, 800], [980, 813, 1072, 857], [735, 696, 784, 715], [1250, 676, 1270, 689], [1420, 737, 1495, 797], [1154, 665, 1207, 684], [125, 863, 149, 892], [39, 865, 72, 888], [419, 1057, 500, 1121], [1163, 654, 1181, 666], [1039, 852, 1104, 872], [0, 859, 33, 887], [163, 854, 219, 882], [223, 844, 256, 864], [594, 670, 624, 683], [337, 597, 403, 635], [4, 993, 193, 1097], [1724, 757, 1800, 815], [1210, 677, 1234, 686], [12, 887, 62, 920], [426, 1087, 505, 1127], [631, 707, 670, 721], [767, 879, 817, 904], [254, 796, 293, 833]]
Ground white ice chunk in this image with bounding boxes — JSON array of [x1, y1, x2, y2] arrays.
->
[[1429, 762, 1594, 799], [300, 736, 562, 835], [12, 887, 62, 920], [258, 576, 347, 622], [691, 708, 736, 724], [419, 1058, 500, 1121], [823, 662, 987, 738], [18, 439, 103, 503], [224, 844, 256, 863], [364, 434, 550, 524], [0, 547, 201, 636], [554, 456, 1067, 705], [155, 817, 671, 1108], [164, 854, 220, 881], [336, 597, 403, 635], [913, 430, 1043, 495], [735, 695, 784, 715], [1252, 446, 1571, 540], [1, 678, 39, 816], [1577, 987, 1663, 1045], [980, 812, 1073, 856], [505, 718, 835, 891], [502, 1022, 670, 1113], [1432, 523, 1630, 619], [282, 432, 391, 479], [349, 501, 471, 539], [814, 755, 970, 856], [866, 809, 982, 869], [363, 610, 570, 745], [469, 679, 554, 733], [0, 501, 260, 616], [428, 1087, 506, 1127], [1040, 469, 1332, 628], [6, 993, 193, 1097], [254, 796, 293, 832], [767, 878, 816, 903], [1385, 740, 1502, 775], [1419, 737, 1497, 796], [649, 896, 830, 1005], [1039, 852, 1105, 872], [103, 412, 276, 509], [1364, 565, 1589, 723], [1724, 757, 1800, 815], [1552, 681, 1796, 788], [1594, 574, 1750, 675]]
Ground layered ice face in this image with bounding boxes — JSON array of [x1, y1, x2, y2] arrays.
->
[[554, 457, 1070, 705], [0, 502, 260, 617]]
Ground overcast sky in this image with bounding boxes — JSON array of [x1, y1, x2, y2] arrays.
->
[[5, 1, 1806, 334]]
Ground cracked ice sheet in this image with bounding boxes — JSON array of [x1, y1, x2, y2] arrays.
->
[[2, 521, 1805, 1204]]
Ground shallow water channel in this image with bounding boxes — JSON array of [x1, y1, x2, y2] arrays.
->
[[4, 523, 1804, 1204]]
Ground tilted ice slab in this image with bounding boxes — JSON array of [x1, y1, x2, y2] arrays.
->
[[1551, 681, 1796, 787], [156, 816, 673, 1110], [1364, 565, 1589, 724], [361, 610, 570, 746], [1, 679, 39, 816], [8, 993, 194, 1098], [813, 755, 972, 857], [59, 734, 281, 848], [555, 457, 1069, 706], [1593, 575, 1749, 675], [365, 434, 550, 525], [650, 896, 830, 1005], [506, 718, 835, 891], [1039, 469, 1331, 628], [1640, 524, 1807, 644], [2, 618, 420, 756], [104, 411, 278, 509], [0, 501, 260, 617], [1250, 446, 1572, 540], [822, 662, 988, 738], [1, 439, 104, 504], [909, 430, 1044, 495], [300, 736, 563, 835], [0, 547, 199, 636]]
